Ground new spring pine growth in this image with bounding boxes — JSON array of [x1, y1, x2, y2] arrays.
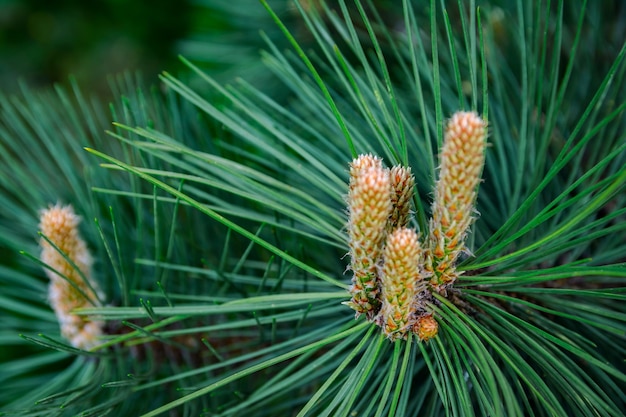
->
[[388, 165, 415, 231], [39, 203, 104, 350], [379, 227, 425, 340], [346, 155, 392, 319], [426, 111, 487, 289], [414, 313, 439, 341]]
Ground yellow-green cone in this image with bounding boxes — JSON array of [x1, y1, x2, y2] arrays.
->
[[379, 227, 424, 340], [426, 111, 487, 290], [346, 155, 392, 319]]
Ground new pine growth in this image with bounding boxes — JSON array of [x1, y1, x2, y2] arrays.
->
[[39, 204, 104, 350], [426, 111, 487, 290], [344, 111, 487, 343]]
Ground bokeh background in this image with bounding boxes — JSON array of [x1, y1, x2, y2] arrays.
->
[[1, 0, 624, 99], [0, 0, 315, 97], [0, 0, 194, 95]]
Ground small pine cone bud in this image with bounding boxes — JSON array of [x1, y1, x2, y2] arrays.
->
[[414, 313, 438, 341], [39, 204, 103, 350], [346, 155, 393, 319], [349, 154, 383, 193], [426, 111, 487, 289], [379, 228, 425, 340], [387, 165, 415, 231]]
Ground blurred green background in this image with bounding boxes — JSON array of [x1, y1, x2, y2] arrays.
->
[[0, 0, 197, 95], [0, 0, 311, 97]]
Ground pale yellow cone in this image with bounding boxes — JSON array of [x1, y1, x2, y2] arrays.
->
[[345, 155, 392, 319], [426, 111, 487, 290], [40, 203, 103, 349], [379, 227, 425, 340]]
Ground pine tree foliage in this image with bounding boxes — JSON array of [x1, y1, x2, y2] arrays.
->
[[1, 1, 625, 416]]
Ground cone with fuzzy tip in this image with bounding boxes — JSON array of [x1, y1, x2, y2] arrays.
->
[[345, 155, 392, 319], [379, 227, 425, 340], [39, 203, 104, 350], [425, 111, 487, 290]]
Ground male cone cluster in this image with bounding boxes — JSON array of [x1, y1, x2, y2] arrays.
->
[[39, 203, 104, 350], [345, 111, 487, 341]]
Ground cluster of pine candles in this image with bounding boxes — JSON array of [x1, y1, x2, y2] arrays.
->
[[345, 111, 487, 342], [37, 110, 487, 350]]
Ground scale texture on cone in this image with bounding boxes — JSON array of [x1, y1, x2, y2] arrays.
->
[[426, 111, 487, 289], [379, 227, 424, 340], [346, 155, 392, 319]]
